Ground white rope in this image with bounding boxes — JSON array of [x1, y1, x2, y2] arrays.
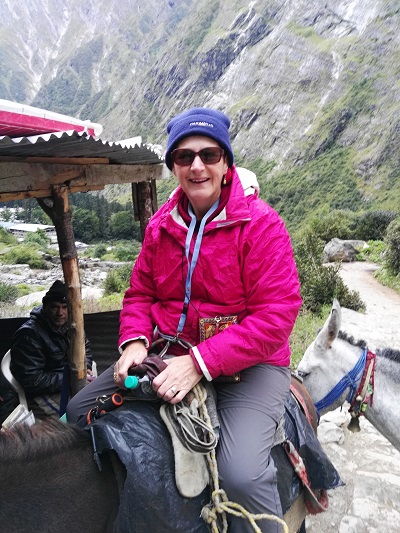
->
[[192, 383, 289, 533]]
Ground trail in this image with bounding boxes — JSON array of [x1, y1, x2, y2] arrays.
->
[[305, 261, 400, 533], [338, 261, 400, 350]]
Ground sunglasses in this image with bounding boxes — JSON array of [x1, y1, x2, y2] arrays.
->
[[171, 147, 224, 166]]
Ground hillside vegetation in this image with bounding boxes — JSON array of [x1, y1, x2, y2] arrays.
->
[[0, 0, 399, 233]]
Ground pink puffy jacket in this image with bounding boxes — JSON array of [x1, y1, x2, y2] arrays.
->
[[119, 167, 302, 380]]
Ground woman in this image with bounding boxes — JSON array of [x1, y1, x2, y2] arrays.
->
[[67, 107, 301, 532]]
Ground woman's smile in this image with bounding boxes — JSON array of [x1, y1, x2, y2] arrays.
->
[[172, 136, 228, 219]]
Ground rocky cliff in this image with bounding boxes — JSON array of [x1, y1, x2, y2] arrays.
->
[[1, 0, 399, 227]]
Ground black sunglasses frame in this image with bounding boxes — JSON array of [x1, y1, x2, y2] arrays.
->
[[171, 147, 224, 166]]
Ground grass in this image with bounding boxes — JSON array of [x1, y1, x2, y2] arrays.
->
[[289, 305, 331, 370], [82, 293, 124, 314], [374, 267, 400, 294]]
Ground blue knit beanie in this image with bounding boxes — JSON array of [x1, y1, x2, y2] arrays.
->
[[165, 107, 234, 170]]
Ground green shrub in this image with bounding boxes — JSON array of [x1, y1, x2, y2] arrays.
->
[[16, 283, 46, 297], [24, 229, 50, 247], [352, 210, 398, 241], [93, 243, 108, 259], [356, 240, 386, 263], [384, 218, 400, 275], [113, 242, 141, 262], [294, 231, 365, 314], [307, 209, 356, 242], [0, 227, 17, 245], [103, 263, 133, 295], [0, 281, 18, 303], [0, 245, 48, 269], [375, 267, 400, 293]]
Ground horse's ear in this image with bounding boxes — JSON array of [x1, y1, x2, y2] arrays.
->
[[327, 300, 341, 347], [315, 300, 341, 349]]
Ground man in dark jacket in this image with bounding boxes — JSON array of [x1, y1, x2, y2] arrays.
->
[[9, 280, 92, 420]]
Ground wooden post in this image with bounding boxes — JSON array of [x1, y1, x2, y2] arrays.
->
[[132, 180, 158, 241], [38, 185, 86, 396]]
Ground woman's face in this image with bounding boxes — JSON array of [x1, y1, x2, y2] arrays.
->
[[172, 136, 228, 219]]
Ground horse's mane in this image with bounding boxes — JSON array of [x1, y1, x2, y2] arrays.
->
[[376, 347, 400, 362], [338, 330, 400, 363], [338, 330, 367, 349], [0, 420, 89, 462]]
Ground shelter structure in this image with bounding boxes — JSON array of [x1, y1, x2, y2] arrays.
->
[[0, 102, 166, 395]]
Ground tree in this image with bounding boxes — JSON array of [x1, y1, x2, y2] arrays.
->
[[384, 218, 400, 275], [109, 211, 139, 240], [1, 207, 12, 222], [72, 208, 100, 242]]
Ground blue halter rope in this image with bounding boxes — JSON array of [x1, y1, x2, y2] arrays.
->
[[314, 347, 367, 412]]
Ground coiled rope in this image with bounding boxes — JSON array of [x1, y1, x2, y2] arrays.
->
[[191, 383, 289, 533]]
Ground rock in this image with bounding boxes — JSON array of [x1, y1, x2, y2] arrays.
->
[[318, 421, 345, 444], [320, 408, 349, 427], [15, 287, 104, 307], [339, 515, 365, 533], [323, 239, 366, 263]]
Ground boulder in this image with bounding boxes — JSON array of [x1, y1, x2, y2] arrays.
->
[[323, 238, 366, 263]]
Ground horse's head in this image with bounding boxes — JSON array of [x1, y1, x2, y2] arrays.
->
[[296, 299, 364, 414]]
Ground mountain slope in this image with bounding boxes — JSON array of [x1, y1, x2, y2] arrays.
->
[[1, 0, 399, 229]]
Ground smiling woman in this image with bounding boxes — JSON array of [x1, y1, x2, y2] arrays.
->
[[171, 136, 228, 219], [67, 107, 302, 533]]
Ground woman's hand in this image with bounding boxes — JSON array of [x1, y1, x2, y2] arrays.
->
[[152, 354, 202, 404], [113, 340, 147, 388]]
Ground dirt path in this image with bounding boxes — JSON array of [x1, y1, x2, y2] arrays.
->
[[305, 262, 400, 533], [338, 261, 400, 350]]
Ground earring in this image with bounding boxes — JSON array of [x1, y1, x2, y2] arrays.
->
[[222, 175, 227, 185]]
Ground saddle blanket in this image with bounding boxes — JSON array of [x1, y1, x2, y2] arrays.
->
[[87, 391, 342, 532]]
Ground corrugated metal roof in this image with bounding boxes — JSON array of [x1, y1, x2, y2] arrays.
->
[[0, 130, 164, 165]]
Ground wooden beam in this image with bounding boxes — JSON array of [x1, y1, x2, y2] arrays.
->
[[0, 184, 104, 202], [0, 156, 109, 165], [132, 180, 158, 240], [0, 162, 166, 197]]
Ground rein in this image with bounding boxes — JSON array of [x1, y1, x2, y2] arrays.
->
[[314, 347, 367, 413]]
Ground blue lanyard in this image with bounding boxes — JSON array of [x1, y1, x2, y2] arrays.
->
[[177, 199, 220, 334]]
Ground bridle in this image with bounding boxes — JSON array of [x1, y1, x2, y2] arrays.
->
[[307, 347, 376, 426], [313, 347, 367, 412]]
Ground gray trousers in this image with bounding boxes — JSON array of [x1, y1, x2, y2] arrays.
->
[[66, 363, 290, 533]]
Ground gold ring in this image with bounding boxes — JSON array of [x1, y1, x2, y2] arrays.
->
[[170, 386, 177, 395], [113, 372, 118, 382]]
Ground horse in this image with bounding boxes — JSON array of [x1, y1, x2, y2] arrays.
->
[[0, 378, 326, 533], [0, 420, 123, 533], [296, 299, 400, 453]]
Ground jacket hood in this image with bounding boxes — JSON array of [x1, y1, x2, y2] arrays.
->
[[29, 305, 44, 320]]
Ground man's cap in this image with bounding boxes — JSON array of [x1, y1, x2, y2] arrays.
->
[[42, 280, 67, 306]]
